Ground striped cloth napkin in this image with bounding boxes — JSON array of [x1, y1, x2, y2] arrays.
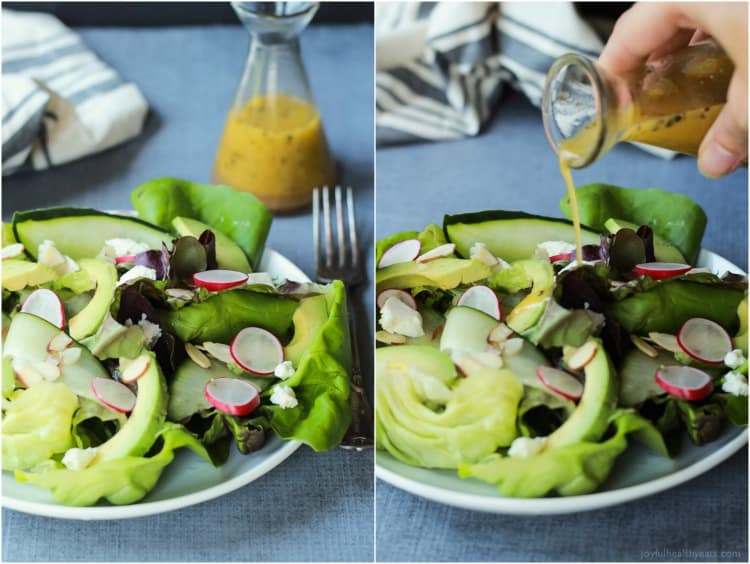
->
[[375, 1, 675, 159], [2, 9, 149, 176]]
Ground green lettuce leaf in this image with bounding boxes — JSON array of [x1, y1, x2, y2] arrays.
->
[[15, 423, 213, 506], [606, 279, 744, 335], [159, 289, 299, 344], [459, 410, 668, 497], [559, 183, 706, 264], [262, 281, 351, 451], [2, 382, 78, 470], [71, 397, 126, 449], [130, 177, 271, 270], [377, 346, 523, 469]]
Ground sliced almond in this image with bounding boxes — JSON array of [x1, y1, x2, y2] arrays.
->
[[47, 332, 73, 353], [631, 335, 658, 358], [120, 355, 151, 383], [36, 361, 61, 381], [501, 337, 524, 357], [567, 341, 598, 370], [60, 347, 82, 365], [2, 243, 25, 260], [416, 243, 456, 263], [13, 358, 44, 387], [165, 288, 195, 301], [488, 322, 513, 346], [46, 353, 61, 366], [473, 351, 504, 369], [375, 330, 407, 345], [199, 342, 235, 365], [186, 342, 212, 368], [646, 332, 682, 354], [452, 353, 485, 377]]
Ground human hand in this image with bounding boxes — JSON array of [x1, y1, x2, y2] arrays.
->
[[599, 2, 747, 178]]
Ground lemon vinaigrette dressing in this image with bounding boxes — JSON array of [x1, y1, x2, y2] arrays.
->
[[558, 155, 584, 263], [213, 94, 336, 212]]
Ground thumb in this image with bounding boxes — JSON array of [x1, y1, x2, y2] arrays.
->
[[698, 75, 748, 178]]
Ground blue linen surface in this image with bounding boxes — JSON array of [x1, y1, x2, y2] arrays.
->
[[2, 23, 374, 563], [375, 90, 748, 562]]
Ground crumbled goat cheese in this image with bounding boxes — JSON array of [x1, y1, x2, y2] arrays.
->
[[138, 314, 162, 348], [379, 296, 424, 337], [508, 436, 548, 459], [101, 238, 150, 259], [274, 360, 296, 380], [722, 372, 749, 396], [724, 349, 745, 370], [535, 240, 576, 259], [470, 241, 499, 266], [270, 385, 298, 409], [62, 447, 98, 471]]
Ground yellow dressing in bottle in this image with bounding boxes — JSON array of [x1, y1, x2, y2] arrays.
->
[[213, 94, 336, 213]]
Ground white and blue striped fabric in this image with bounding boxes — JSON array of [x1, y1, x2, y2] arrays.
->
[[375, 1, 675, 160], [2, 9, 148, 175]]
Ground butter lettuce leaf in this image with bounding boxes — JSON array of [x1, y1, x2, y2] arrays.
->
[[15, 423, 213, 506], [2, 382, 79, 471], [159, 289, 298, 344], [131, 177, 271, 270], [459, 410, 668, 497], [262, 281, 351, 451], [377, 346, 523, 469], [559, 183, 706, 264]]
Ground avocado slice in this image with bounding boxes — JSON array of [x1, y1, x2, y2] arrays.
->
[[546, 340, 617, 449], [285, 294, 328, 366], [376, 258, 491, 292], [95, 353, 167, 462], [172, 216, 251, 273], [2, 222, 17, 246], [503, 259, 555, 334], [604, 218, 687, 263], [2, 260, 57, 291], [735, 296, 748, 355], [376, 345, 457, 385], [69, 258, 117, 341]]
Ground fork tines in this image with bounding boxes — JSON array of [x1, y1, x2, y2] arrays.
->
[[313, 185, 360, 272]]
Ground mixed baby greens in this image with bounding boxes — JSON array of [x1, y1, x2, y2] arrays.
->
[[2, 177, 351, 506], [375, 183, 747, 498]]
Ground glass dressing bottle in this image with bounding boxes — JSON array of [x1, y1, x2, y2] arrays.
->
[[212, 1, 336, 213], [542, 41, 733, 168]]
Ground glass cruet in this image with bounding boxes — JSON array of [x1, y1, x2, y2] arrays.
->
[[212, 1, 337, 213], [542, 41, 733, 169]]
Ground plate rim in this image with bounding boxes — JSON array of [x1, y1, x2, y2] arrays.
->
[[375, 248, 749, 514], [2, 247, 307, 520]]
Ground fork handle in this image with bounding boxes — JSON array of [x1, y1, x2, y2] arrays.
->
[[340, 284, 374, 451]]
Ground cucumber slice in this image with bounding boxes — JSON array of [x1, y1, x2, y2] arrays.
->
[[440, 306, 498, 354], [444, 211, 600, 262], [13, 208, 171, 260], [3, 312, 108, 400], [168, 359, 273, 421], [619, 348, 674, 406]]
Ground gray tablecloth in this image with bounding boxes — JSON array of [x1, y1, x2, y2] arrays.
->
[[375, 91, 748, 562], [2, 23, 374, 563]]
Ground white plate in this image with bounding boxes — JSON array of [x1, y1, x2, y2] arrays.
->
[[376, 249, 748, 515], [3, 248, 309, 520]]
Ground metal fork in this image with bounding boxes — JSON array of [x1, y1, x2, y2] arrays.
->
[[313, 185, 374, 451]]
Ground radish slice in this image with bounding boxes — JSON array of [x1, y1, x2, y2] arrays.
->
[[193, 270, 249, 291], [119, 355, 151, 384], [115, 255, 137, 264], [230, 327, 284, 375], [377, 289, 417, 310], [655, 365, 713, 401], [549, 252, 572, 263], [456, 285, 502, 321], [537, 366, 584, 400], [378, 239, 421, 269], [566, 341, 598, 370], [205, 377, 261, 416], [677, 317, 733, 364], [416, 243, 456, 263], [20, 289, 65, 328], [634, 262, 692, 280], [91, 377, 136, 413]]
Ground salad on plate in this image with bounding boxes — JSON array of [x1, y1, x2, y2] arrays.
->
[[375, 183, 747, 498], [2, 177, 351, 507]]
